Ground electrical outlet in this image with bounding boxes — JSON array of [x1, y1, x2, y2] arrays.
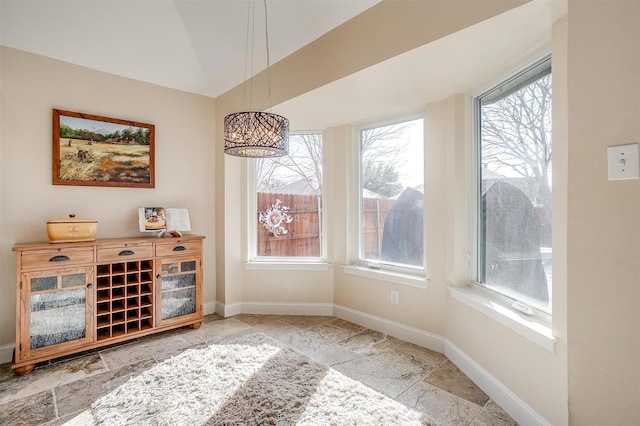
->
[[390, 290, 399, 305]]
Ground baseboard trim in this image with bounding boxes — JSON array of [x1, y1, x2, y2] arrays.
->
[[212, 300, 334, 317], [0, 343, 14, 365], [333, 304, 445, 353], [203, 301, 217, 316], [241, 302, 334, 316], [444, 339, 550, 426], [215, 301, 242, 317]]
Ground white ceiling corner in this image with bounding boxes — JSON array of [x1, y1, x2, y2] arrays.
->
[[0, 0, 381, 98], [1, 0, 564, 130]]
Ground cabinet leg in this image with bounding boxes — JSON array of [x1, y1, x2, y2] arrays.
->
[[190, 322, 202, 329], [14, 364, 35, 375]]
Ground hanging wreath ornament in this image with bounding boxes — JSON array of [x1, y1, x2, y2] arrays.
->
[[259, 199, 293, 237]]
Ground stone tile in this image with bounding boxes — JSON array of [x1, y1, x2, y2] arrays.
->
[[176, 317, 254, 346], [171, 341, 223, 361], [0, 390, 57, 425], [471, 400, 517, 426], [398, 381, 483, 425], [53, 339, 138, 363], [258, 324, 328, 358], [305, 342, 364, 368], [327, 318, 367, 334], [54, 358, 156, 418], [250, 319, 302, 341], [247, 321, 339, 361], [337, 329, 404, 356], [306, 322, 362, 344], [48, 409, 96, 426], [426, 360, 489, 406], [99, 333, 188, 368], [233, 313, 288, 326], [0, 314, 515, 426], [278, 315, 333, 330], [202, 313, 224, 323], [0, 363, 15, 384], [332, 347, 434, 398], [0, 353, 107, 405], [397, 342, 448, 369]]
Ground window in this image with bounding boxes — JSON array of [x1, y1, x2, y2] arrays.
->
[[251, 133, 324, 261], [474, 57, 552, 312], [358, 117, 424, 271]]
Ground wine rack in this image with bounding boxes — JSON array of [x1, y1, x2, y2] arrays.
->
[[96, 259, 154, 341]]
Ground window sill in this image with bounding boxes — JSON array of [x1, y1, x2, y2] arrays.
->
[[449, 286, 557, 353], [244, 261, 331, 271], [343, 265, 428, 289]]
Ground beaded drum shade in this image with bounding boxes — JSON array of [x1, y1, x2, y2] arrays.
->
[[223, 0, 289, 158], [224, 111, 289, 158]]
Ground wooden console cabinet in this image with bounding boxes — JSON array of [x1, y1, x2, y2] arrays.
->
[[12, 235, 204, 375]]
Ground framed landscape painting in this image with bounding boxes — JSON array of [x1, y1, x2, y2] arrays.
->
[[52, 109, 155, 188]]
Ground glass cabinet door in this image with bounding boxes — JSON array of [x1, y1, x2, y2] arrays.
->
[[23, 267, 92, 352], [156, 256, 200, 324]]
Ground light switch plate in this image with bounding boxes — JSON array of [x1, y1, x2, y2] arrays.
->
[[607, 144, 639, 180]]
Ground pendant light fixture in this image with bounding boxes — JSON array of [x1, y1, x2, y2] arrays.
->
[[224, 0, 289, 158]]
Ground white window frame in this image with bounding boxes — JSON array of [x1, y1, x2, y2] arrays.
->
[[456, 53, 557, 352], [345, 114, 428, 287], [246, 132, 328, 269], [471, 55, 552, 315], [459, 55, 554, 347]]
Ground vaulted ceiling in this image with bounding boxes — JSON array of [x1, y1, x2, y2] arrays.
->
[[0, 0, 380, 98], [1, 0, 565, 130]]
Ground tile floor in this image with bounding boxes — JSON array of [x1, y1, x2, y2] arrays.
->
[[0, 314, 516, 425]]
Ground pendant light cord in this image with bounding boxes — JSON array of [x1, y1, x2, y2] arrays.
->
[[243, 0, 255, 111], [224, 0, 289, 158], [243, 0, 272, 112], [263, 0, 273, 111]]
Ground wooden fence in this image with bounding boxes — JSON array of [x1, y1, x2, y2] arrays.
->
[[257, 193, 322, 257], [256, 193, 394, 258], [361, 197, 396, 259]]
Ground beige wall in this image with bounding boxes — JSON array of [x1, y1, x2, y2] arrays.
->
[[213, 0, 526, 318], [566, 2, 640, 424], [0, 46, 216, 349], [323, 112, 444, 335], [216, 1, 640, 422], [211, 1, 566, 422], [444, 16, 570, 425], [3, 1, 639, 424]]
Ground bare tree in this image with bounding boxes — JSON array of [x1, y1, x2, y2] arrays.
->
[[361, 122, 415, 197], [256, 134, 322, 192], [256, 156, 281, 190], [257, 121, 418, 196], [481, 74, 552, 222]]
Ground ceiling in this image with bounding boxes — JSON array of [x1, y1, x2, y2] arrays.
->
[[276, 0, 565, 129], [0, 0, 380, 98], [1, 0, 565, 131]]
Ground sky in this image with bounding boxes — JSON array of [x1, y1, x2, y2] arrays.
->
[[60, 116, 144, 135], [398, 119, 424, 188]]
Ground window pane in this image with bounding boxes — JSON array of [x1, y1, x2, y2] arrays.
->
[[61, 272, 86, 288], [255, 134, 323, 258], [359, 118, 424, 268], [31, 276, 57, 292], [479, 62, 552, 310], [30, 289, 86, 349]]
